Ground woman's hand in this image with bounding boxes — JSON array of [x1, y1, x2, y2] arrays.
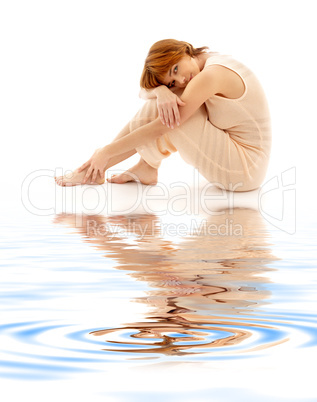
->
[[154, 86, 186, 128], [78, 147, 110, 184]]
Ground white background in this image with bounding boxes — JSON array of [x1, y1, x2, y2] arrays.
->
[[0, 0, 316, 210], [0, 2, 316, 400]]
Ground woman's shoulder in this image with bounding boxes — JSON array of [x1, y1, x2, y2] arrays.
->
[[203, 52, 233, 68], [200, 54, 247, 99], [203, 53, 252, 78]]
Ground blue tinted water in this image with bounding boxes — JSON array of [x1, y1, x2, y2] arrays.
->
[[1, 195, 317, 401]]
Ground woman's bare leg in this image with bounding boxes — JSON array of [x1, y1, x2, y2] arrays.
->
[[55, 98, 162, 187], [55, 125, 158, 186]]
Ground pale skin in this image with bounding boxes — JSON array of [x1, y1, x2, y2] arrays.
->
[[55, 51, 245, 186]]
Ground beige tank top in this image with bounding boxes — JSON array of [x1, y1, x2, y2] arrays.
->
[[203, 53, 271, 156]]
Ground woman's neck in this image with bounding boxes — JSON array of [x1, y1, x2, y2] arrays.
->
[[195, 52, 213, 71]]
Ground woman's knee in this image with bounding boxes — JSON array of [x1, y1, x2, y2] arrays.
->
[[140, 98, 158, 118], [130, 98, 158, 131]]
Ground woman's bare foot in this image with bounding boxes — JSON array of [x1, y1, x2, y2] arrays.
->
[[55, 168, 105, 187], [107, 158, 158, 185]]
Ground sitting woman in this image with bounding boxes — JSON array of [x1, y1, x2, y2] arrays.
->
[[55, 39, 271, 192]]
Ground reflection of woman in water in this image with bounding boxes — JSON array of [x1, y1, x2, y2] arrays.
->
[[55, 209, 279, 355], [55, 39, 271, 192]]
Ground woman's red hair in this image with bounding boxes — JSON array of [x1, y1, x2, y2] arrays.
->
[[140, 39, 209, 89]]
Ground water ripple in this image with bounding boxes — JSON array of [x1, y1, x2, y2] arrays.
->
[[0, 321, 112, 380], [1, 210, 317, 382], [89, 311, 317, 358], [1, 307, 316, 379]]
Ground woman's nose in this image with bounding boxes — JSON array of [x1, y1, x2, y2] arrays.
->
[[177, 76, 186, 85]]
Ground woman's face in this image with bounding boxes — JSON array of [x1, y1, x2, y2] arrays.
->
[[162, 54, 200, 89]]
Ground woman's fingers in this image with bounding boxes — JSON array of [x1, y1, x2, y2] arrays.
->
[[91, 169, 99, 183], [78, 161, 90, 173], [176, 96, 186, 106], [162, 108, 169, 127], [173, 106, 181, 126], [160, 107, 174, 128], [160, 104, 184, 128], [156, 91, 185, 128], [83, 168, 104, 184], [159, 109, 165, 126], [83, 167, 93, 184], [167, 108, 175, 128]]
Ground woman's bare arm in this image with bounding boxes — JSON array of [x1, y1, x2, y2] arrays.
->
[[106, 68, 220, 158], [100, 123, 137, 167], [79, 118, 165, 183], [140, 85, 186, 128], [80, 69, 219, 183], [111, 121, 130, 141], [105, 118, 165, 157]]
